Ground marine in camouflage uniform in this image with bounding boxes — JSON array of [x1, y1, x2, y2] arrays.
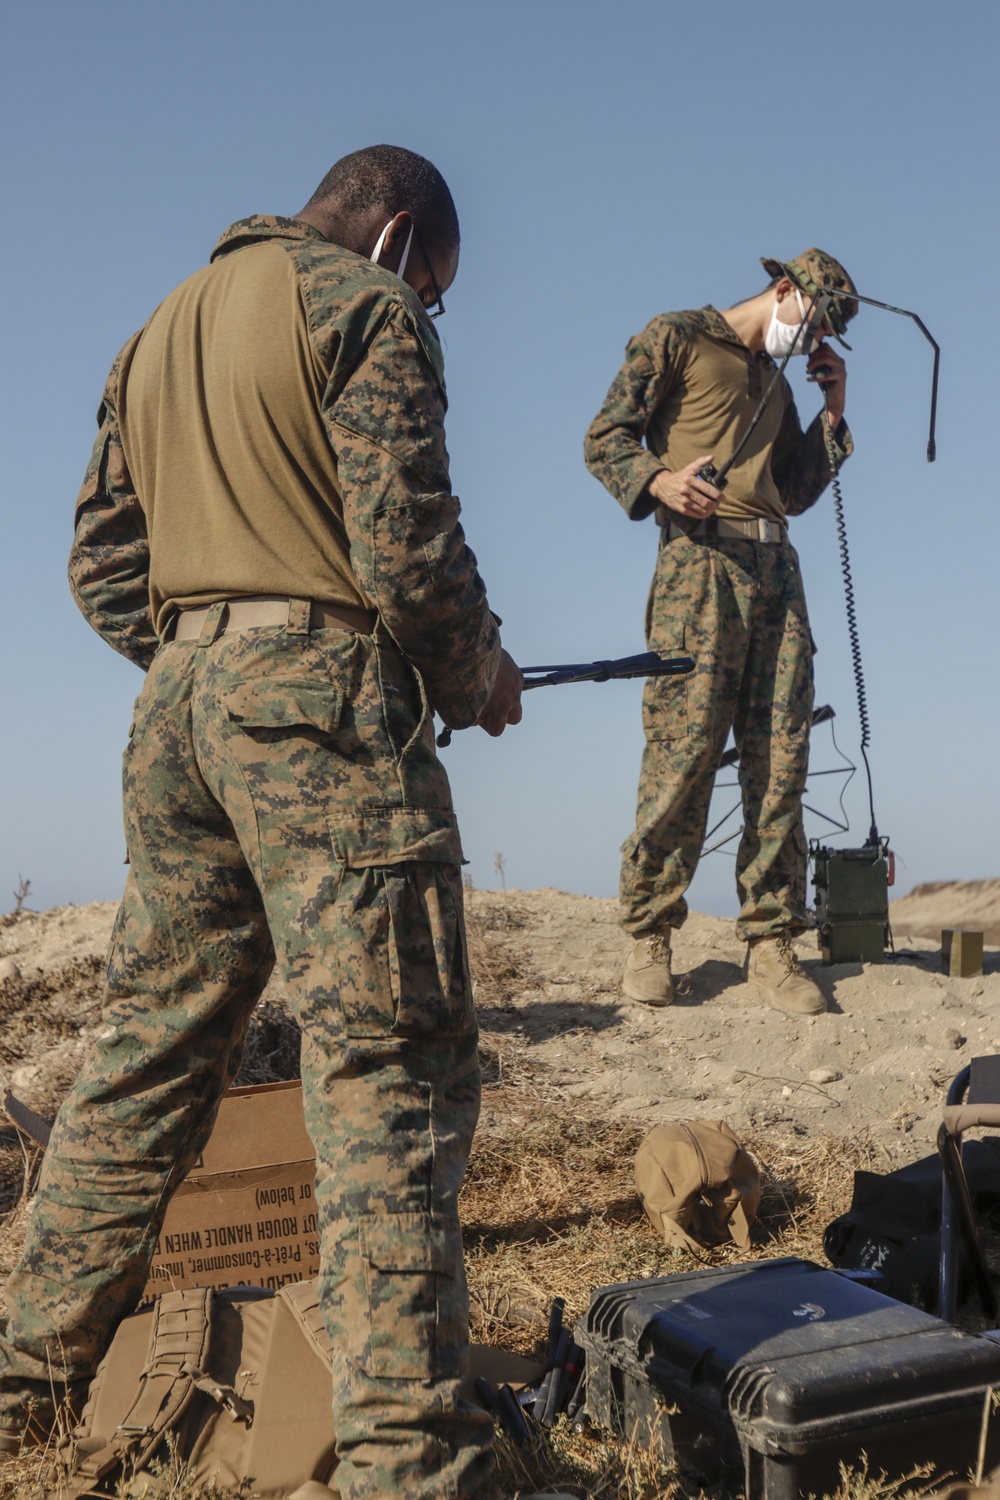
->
[[585, 250, 857, 1012], [0, 150, 521, 1500]]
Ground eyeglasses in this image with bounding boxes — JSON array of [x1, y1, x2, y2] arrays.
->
[[412, 223, 446, 320]]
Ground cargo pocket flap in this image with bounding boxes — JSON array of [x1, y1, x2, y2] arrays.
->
[[224, 680, 344, 734], [360, 1213, 457, 1275], [329, 808, 464, 867], [359, 1214, 464, 1379]]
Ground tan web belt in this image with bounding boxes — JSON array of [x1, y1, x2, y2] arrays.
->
[[170, 595, 378, 642], [666, 517, 786, 545]]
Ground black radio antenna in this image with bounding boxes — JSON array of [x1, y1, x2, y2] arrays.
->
[[698, 287, 940, 494], [821, 285, 940, 462]]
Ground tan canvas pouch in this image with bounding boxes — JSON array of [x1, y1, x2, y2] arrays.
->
[[239, 1283, 338, 1494], [635, 1119, 761, 1255]]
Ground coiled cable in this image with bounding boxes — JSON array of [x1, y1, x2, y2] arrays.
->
[[822, 405, 879, 845]]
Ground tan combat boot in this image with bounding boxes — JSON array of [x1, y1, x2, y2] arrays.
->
[[746, 936, 826, 1016], [622, 934, 674, 1007]]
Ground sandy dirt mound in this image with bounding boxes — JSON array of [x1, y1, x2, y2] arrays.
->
[[2, 884, 996, 1156], [467, 887, 996, 1163], [890, 878, 1000, 944], [0, 901, 300, 1120]]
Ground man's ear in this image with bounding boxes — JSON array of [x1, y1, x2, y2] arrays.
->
[[380, 210, 413, 264], [773, 276, 797, 304]]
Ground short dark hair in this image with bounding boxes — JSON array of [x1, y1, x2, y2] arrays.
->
[[306, 144, 459, 253]]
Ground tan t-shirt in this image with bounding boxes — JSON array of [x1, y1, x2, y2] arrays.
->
[[116, 232, 369, 633], [584, 305, 851, 524], [70, 217, 501, 727]]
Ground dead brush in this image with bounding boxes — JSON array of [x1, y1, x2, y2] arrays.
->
[[463, 1116, 688, 1355], [493, 1415, 685, 1500], [491, 1419, 941, 1500], [233, 997, 301, 1087], [461, 1112, 874, 1357], [0, 1096, 961, 1500], [742, 1126, 883, 1262], [0, 957, 105, 1071], [0, 1129, 44, 1283], [823, 1458, 940, 1500], [465, 902, 535, 1010], [125, 1432, 247, 1499], [462, 1111, 937, 1497]]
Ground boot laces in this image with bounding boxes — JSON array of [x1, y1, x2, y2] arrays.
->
[[775, 937, 805, 975], [648, 933, 670, 964]]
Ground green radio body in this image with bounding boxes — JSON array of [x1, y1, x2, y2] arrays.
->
[[811, 843, 890, 965]]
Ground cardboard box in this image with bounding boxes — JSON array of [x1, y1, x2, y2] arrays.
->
[[144, 1080, 320, 1300]]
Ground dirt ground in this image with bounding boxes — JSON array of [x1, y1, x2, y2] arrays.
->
[[3, 882, 996, 1160], [1, 881, 998, 1498]]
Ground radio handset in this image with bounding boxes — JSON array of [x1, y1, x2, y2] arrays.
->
[[695, 459, 728, 492]]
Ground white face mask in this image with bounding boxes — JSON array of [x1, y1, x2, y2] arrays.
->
[[764, 289, 820, 359], [370, 219, 414, 281]]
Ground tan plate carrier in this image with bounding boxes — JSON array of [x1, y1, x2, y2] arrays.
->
[[58, 1281, 339, 1499], [54, 1279, 543, 1499]]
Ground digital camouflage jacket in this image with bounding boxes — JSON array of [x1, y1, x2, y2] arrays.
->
[[68, 216, 501, 729]]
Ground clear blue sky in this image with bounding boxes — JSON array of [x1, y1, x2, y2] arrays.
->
[[2, 0, 997, 918]]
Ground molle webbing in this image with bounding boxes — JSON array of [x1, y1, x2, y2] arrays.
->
[[74, 1287, 212, 1482], [278, 1280, 334, 1371]]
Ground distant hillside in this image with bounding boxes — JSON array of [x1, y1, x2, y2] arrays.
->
[[890, 879, 1000, 944]]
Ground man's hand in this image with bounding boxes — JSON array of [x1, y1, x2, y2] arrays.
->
[[477, 649, 523, 737], [808, 342, 847, 429], [647, 456, 723, 520]]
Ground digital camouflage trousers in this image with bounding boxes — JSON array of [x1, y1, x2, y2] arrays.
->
[[621, 532, 814, 943], [0, 603, 493, 1500]]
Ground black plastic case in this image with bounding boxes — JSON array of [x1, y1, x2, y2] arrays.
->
[[576, 1257, 1000, 1499]]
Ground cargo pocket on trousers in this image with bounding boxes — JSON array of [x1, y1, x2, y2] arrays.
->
[[641, 628, 689, 742], [223, 680, 344, 735], [330, 809, 474, 1040], [359, 1214, 465, 1380]]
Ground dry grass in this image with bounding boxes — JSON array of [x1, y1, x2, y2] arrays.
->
[[0, 956, 104, 1081], [494, 1418, 688, 1500], [467, 905, 536, 1009], [457, 1109, 960, 1500], [233, 996, 301, 1087], [0, 1073, 900, 1497], [0, 901, 973, 1498], [491, 1413, 942, 1500], [460, 1109, 880, 1359]]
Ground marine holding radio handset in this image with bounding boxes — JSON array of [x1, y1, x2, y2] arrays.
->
[[644, 278, 847, 520]]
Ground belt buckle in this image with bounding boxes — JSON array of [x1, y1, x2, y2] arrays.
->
[[757, 519, 772, 543]]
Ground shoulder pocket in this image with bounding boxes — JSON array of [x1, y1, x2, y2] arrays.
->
[[224, 680, 343, 734], [403, 307, 446, 394]]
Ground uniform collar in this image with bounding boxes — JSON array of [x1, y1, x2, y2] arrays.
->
[[700, 304, 751, 349], [210, 215, 331, 262], [701, 304, 774, 364]]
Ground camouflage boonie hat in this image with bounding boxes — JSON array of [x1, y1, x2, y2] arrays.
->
[[761, 247, 858, 348]]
